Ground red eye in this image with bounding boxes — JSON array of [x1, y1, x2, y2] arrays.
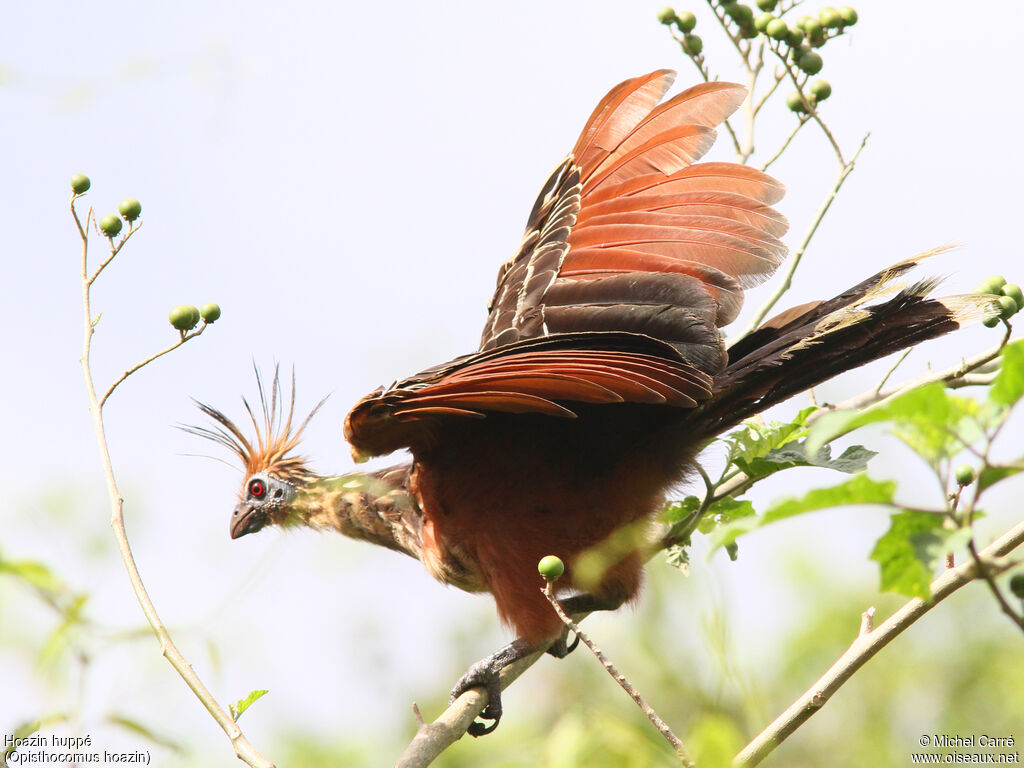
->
[[249, 479, 266, 498]]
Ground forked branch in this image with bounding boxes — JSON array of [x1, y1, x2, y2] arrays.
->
[[73, 196, 274, 768], [733, 518, 1024, 766]]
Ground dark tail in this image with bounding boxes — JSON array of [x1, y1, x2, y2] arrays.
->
[[692, 250, 998, 439]]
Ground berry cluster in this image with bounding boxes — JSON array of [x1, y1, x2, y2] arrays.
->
[[169, 304, 221, 332], [72, 174, 144, 239], [71, 172, 222, 335], [976, 275, 1022, 327], [659, 7, 703, 55], [658, 4, 859, 114]]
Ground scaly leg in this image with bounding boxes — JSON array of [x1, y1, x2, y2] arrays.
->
[[449, 637, 536, 736], [451, 591, 626, 735]]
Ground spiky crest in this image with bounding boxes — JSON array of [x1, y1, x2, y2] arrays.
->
[[184, 365, 326, 484]]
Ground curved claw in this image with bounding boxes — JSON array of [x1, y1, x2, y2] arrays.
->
[[546, 628, 580, 659], [450, 660, 504, 737]]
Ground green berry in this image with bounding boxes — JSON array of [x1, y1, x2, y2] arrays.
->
[[682, 34, 703, 55], [798, 51, 823, 74], [1009, 573, 1024, 599], [819, 6, 842, 28], [739, 22, 759, 38], [979, 275, 1007, 294], [169, 305, 199, 331], [766, 18, 789, 40], [99, 214, 122, 237], [754, 12, 774, 31], [118, 198, 142, 222], [200, 302, 222, 323], [810, 79, 832, 101], [755, 0, 777, 9], [538, 555, 565, 582], [1002, 284, 1024, 307], [983, 315, 1001, 328], [838, 6, 858, 25], [786, 27, 806, 47], [786, 92, 808, 113], [801, 18, 823, 35], [795, 15, 813, 29], [997, 295, 1018, 319], [954, 465, 976, 486], [657, 6, 676, 24], [70, 174, 91, 195], [676, 10, 697, 31], [726, 3, 753, 23]]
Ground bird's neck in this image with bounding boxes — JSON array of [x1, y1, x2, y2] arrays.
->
[[291, 469, 424, 559]]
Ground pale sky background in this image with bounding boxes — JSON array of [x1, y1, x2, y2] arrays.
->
[[3, 1, 1024, 764]]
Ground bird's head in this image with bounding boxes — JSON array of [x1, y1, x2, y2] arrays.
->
[[185, 368, 326, 540]]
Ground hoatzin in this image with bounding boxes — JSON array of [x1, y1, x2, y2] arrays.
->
[[191, 70, 995, 735]]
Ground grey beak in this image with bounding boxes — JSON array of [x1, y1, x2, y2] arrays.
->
[[230, 503, 263, 540]]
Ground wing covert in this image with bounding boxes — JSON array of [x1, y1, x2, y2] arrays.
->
[[478, 71, 788, 357]]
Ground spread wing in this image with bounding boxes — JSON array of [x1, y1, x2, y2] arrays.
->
[[479, 70, 787, 355], [345, 70, 788, 459]]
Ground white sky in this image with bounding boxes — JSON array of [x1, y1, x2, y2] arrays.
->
[[3, 0, 1023, 762]]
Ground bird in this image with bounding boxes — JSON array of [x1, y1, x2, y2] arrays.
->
[[189, 70, 996, 736]]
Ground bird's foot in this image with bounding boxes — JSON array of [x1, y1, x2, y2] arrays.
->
[[450, 659, 504, 736], [546, 625, 580, 659], [450, 638, 535, 736]]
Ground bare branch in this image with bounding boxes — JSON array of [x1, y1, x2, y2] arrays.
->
[[396, 646, 548, 768], [760, 115, 809, 171], [734, 517, 1024, 766], [806, 333, 1009, 424], [966, 539, 1024, 633], [75, 196, 274, 768], [99, 325, 208, 408], [738, 132, 870, 338], [542, 583, 693, 765]]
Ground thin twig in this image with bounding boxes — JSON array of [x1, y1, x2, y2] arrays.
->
[[768, 42, 846, 165], [738, 132, 870, 338], [73, 198, 274, 768], [542, 582, 693, 766], [966, 540, 1024, 633], [874, 348, 914, 394], [805, 331, 1010, 426], [396, 645, 549, 767], [752, 66, 785, 117], [760, 115, 809, 171], [733, 518, 1024, 766], [88, 223, 143, 285], [99, 327, 207, 408], [666, 334, 1010, 530]]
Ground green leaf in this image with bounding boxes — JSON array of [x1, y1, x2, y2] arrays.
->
[[107, 714, 185, 753], [36, 594, 88, 671], [762, 474, 895, 524], [990, 339, 1024, 407], [230, 689, 269, 721], [709, 475, 895, 552], [0, 558, 64, 593], [697, 498, 756, 534], [806, 383, 951, 456], [734, 441, 876, 482], [662, 496, 700, 524], [806, 384, 989, 462], [3, 715, 70, 760], [978, 464, 1023, 493], [723, 406, 818, 466], [664, 544, 690, 575], [870, 511, 958, 599]]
